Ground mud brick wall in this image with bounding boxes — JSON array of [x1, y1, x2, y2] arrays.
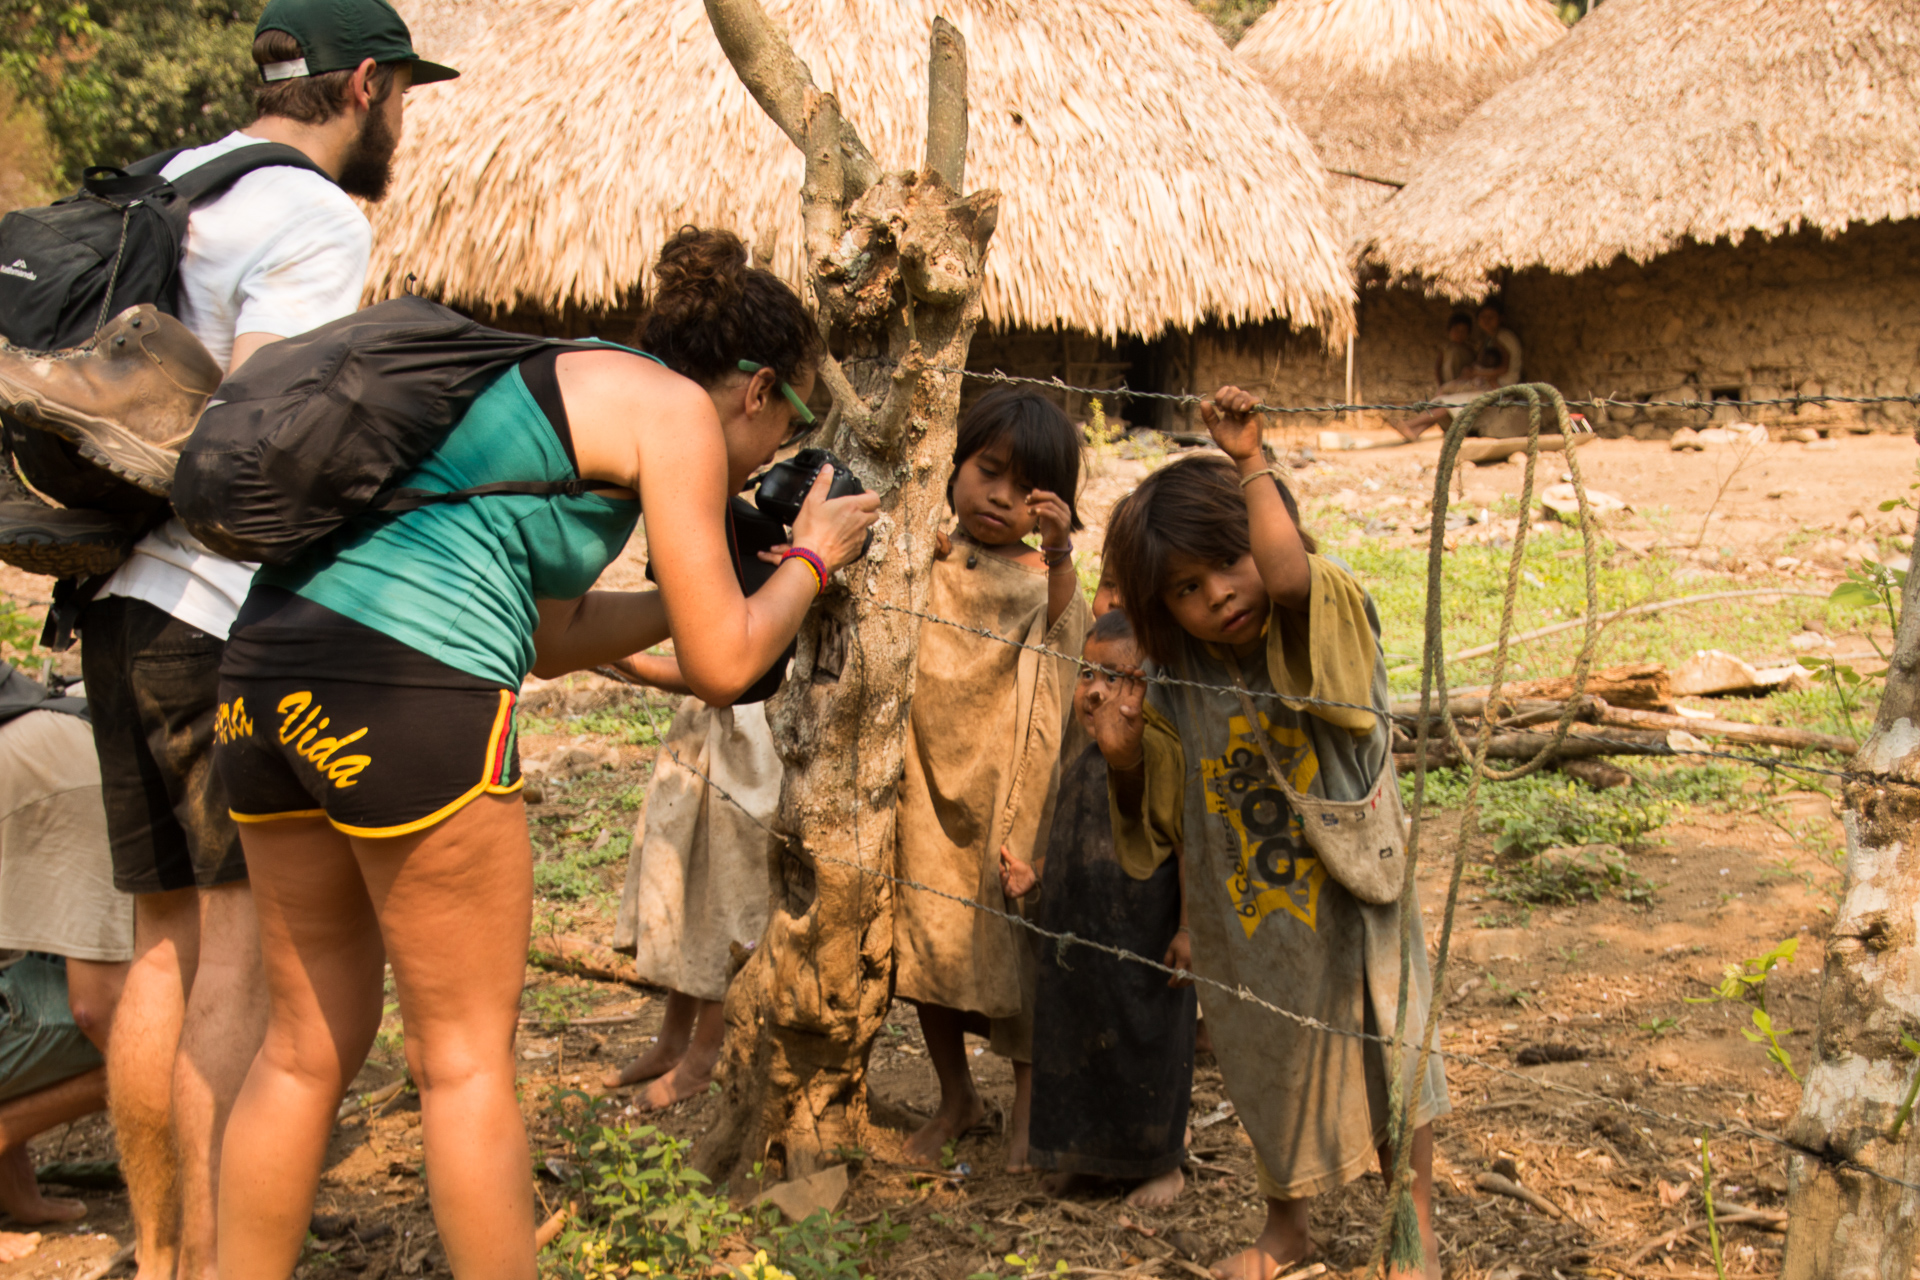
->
[[1195, 217, 1920, 436]]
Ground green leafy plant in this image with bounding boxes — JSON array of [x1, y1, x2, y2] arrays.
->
[[523, 984, 593, 1027], [544, 1092, 744, 1279], [1686, 938, 1802, 1081], [1640, 1016, 1680, 1040], [1889, 1035, 1920, 1140], [1480, 780, 1673, 858], [752, 1209, 908, 1280], [1482, 844, 1655, 908]]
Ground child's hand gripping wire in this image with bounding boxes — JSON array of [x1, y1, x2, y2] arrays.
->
[[1199, 384, 1266, 464], [1163, 923, 1193, 989]]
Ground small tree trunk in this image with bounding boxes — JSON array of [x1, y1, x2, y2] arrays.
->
[[693, 0, 997, 1186], [1781, 505, 1920, 1280]]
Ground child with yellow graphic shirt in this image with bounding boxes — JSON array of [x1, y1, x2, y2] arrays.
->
[[1098, 389, 1448, 1280]]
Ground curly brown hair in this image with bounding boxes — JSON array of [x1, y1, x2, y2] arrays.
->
[[636, 226, 821, 392]]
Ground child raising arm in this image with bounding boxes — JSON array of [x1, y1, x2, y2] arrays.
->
[[1103, 389, 1449, 1280]]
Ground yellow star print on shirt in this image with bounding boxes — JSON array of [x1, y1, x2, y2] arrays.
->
[[1200, 707, 1326, 937]]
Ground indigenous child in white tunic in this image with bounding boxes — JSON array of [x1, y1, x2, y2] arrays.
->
[[894, 389, 1091, 1171], [1101, 389, 1449, 1280]]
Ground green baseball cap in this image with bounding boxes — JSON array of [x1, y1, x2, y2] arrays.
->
[[256, 0, 459, 85]]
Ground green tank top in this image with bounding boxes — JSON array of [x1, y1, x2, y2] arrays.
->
[[264, 364, 642, 688]]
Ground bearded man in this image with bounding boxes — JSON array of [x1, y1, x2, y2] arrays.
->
[[73, 5, 456, 1276]]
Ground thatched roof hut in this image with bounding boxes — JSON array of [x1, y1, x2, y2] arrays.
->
[[1357, 0, 1920, 299], [371, 0, 1353, 348], [1235, 0, 1565, 241]]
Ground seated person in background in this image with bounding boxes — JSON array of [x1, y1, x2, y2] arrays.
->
[[1396, 302, 1524, 441], [1435, 313, 1474, 386], [0, 665, 133, 1260]]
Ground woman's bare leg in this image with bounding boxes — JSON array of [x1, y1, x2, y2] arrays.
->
[[215, 817, 384, 1280], [604, 989, 698, 1089], [1006, 1062, 1033, 1172], [358, 795, 537, 1280]]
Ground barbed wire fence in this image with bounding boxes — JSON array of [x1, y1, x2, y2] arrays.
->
[[567, 380, 1909, 1270]]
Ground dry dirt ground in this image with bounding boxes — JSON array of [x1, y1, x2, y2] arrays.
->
[[0, 428, 1910, 1280]]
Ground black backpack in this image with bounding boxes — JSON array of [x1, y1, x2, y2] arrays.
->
[[173, 296, 616, 565], [0, 142, 333, 517]]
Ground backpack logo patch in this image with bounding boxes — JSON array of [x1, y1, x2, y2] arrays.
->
[[0, 259, 35, 282]]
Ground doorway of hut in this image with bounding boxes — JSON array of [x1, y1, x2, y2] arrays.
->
[[963, 327, 1168, 436]]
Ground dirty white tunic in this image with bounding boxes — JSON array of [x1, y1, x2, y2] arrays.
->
[[613, 699, 780, 1001]]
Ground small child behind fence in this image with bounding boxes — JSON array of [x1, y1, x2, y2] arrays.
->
[[894, 388, 1091, 1171], [1099, 387, 1449, 1280], [999, 607, 1193, 1208]]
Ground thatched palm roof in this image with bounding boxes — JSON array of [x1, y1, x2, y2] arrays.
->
[[368, 0, 1353, 341], [1357, 0, 1920, 299], [1234, 0, 1565, 243], [398, 0, 495, 62]]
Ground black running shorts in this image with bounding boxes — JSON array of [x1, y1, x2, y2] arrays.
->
[[214, 590, 522, 838]]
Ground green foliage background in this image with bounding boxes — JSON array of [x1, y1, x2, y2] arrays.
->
[[1, 0, 264, 185]]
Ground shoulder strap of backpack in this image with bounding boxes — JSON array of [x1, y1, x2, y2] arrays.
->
[[167, 143, 336, 205], [367, 479, 632, 514]]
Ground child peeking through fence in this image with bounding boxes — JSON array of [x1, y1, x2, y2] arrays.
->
[[1098, 387, 1450, 1280], [893, 387, 1091, 1171], [998, 605, 1195, 1208]]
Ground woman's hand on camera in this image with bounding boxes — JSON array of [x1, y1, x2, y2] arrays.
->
[[790, 464, 880, 575]]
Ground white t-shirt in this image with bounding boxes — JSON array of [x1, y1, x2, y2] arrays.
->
[[100, 130, 371, 640], [1492, 327, 1524, 386]]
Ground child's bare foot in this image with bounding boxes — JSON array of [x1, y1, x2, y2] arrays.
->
[[1210, 1198, 1310, 1280], [902, 1093, 986, 1166], [635, 1033, 721, 1110], [1126, 1166, 1184, 1209], [602, 1037, 685, 1089]]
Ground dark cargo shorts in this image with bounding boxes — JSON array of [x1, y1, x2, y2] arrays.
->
[[81, 596, 247, 893]]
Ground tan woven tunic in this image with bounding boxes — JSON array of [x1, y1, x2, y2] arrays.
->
[[893, 542, 1089, 1020]]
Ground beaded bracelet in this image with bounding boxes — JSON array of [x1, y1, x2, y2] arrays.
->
[[781, 547, 827, 593]]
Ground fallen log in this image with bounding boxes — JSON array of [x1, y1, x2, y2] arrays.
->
[[1592, 704, 1855, 756], [1497, 662, 1674, 712], [1392, 698, 1856, 756], [1393, 726, 1674, 769], [527, 934, 651, 988], [1461, 433, 1586, 465], [1473, 1171, 1565, 1218]]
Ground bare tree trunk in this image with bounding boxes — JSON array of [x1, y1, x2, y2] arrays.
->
[[693, 0, 997, 1187], [1782, 504, 1920, 1279]]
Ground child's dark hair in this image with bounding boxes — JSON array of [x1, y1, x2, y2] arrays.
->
[[1447, 311, 1473, 332], [638, 227, 821, 391], [948, 388, 1084, 531], [1104, 455, 1316, 666], [1087, 608, 1137, 647]]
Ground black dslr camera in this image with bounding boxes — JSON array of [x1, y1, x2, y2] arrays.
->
[[753, 448, 873, 555]]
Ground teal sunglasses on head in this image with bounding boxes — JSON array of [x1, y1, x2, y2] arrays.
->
[[737, 359, 816, 427]]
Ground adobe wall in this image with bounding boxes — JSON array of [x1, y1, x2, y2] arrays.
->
[[1194, 217, 1920, 437], [1507, 219, 1920, 436]]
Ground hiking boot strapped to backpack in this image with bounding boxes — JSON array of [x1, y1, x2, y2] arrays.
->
[[0, 143, 333, 590]]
